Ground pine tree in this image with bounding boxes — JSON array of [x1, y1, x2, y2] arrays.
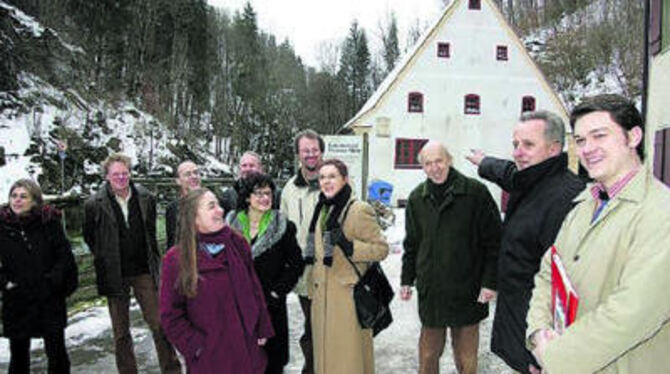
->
[[339, 20, 371, 117], [381, 12, 400, 74]]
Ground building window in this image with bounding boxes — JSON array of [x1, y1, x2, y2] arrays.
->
[[408, 92, 424, 113], [437, 42, 450, 58], [395, 138, 429, 169], [469, 0, 481, 10], [521, 96, 536, 112], [653, 127, 670, 187], [496, 45, 508, 61], [464, 94, 480, 115]]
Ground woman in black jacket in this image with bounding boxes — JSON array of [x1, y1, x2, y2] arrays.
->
[[226, 173, 305, 374], [0, 179, 78, 374]]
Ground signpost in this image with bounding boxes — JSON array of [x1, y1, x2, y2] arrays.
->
[[323, 135, 367, 199], [56, 140, 67, 229]]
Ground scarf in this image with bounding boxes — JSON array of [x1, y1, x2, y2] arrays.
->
[[0, 205, 61, 227], [304, 184, 352, 267], [195, 227, 263, 335], [227, 210, 287, 259]]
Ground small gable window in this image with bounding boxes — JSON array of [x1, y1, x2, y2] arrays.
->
[[469, 0, 481, 10], [437, 42, 450, 58], [395, 138, 429, 169], [464, 94, 481, 115], [522, 96, 536, 112], [496, 45, 508, 61], [408, 92, 424, 113]]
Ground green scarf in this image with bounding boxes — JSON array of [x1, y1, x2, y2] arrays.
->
[[235, 210, 273, 243]]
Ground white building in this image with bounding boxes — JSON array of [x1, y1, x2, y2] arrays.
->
[[646, 0, 670, 186], [344, 0, 567, 206]]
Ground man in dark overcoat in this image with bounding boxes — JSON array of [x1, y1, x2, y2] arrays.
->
[[83, 153, 180, 374], [466, 111, 584, 374], [401, 141, 502, 374]]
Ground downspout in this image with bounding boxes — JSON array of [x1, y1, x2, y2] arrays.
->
[[642, 0, 650, 124]]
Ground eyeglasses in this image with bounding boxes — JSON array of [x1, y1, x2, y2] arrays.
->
[[252, 190, 273, 198], [111, 172, 129, 179]]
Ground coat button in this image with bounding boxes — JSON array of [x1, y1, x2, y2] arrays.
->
[[573, 255, 580, 261]]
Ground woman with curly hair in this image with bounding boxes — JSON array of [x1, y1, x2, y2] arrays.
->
[[226, 173, 305, 374]]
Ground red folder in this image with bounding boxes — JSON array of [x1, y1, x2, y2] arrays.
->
[[550, 245, 579, 334]]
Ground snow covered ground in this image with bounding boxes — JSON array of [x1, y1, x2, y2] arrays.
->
[[0, 210, 511, 373]]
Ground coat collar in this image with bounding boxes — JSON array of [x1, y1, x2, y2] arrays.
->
[[510, 153, 569, 192], [419, 167, 467, 212], [95, 181, 146, 223], [574, 167, 650, 205], [419, 167, 467, 199]]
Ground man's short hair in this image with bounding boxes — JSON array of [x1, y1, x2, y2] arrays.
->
[[176, 160, 197, 177], [519, 110, 566, 148], [102, 153, 131, 175], [293, 129, 325, 154], [240, 151, 262, 165], [570, 94, 645, 160]]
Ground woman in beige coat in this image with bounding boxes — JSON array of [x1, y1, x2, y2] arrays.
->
[[304, 158, 389, 374]]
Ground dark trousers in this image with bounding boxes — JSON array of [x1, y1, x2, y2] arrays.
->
[[107, 274, 181, 374], [418, 324, 480, 374], [8, 330, 70, 374], [298, 295, 314, 374]]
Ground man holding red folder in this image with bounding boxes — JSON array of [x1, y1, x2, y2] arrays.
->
[[526, 94, 670, 373]]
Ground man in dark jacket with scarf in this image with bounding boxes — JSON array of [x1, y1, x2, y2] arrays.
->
[[466, 110, 584, 374], [401, 141, 502, 374], [83, 153, 180, 374]]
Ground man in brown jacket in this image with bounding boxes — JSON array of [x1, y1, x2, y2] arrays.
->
[[84, 153, 180, 374]]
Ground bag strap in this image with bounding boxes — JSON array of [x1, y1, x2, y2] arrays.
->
[[337, 201, 364, 279]]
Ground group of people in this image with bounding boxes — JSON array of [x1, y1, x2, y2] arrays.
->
[[1, 93, 669, 374], [400, 93, 670, 374]]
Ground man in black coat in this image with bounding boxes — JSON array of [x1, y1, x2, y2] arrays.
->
[[466, 110, 584, 374], [84, 153, 180, 374]]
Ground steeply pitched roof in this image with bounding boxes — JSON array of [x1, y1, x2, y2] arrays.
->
[[342, 0, 567, 131]]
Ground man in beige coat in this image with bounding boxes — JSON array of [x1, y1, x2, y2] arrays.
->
[[280, 129, 324, 374], [526, 94, 670, 373]]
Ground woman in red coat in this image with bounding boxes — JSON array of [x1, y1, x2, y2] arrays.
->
[[159, 188, 274, 373]]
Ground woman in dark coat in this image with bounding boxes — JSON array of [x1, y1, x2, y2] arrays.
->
[[226, 173, 305, 374], [159, 188, 274, 374], [0, 179, 78, 374]]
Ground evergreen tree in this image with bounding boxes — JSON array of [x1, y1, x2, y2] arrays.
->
[[338, 20, 371, 117], [382, 12, 400, 74]]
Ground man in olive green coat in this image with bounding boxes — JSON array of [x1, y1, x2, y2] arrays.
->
[[527, 95, 670, 374], [401, 141, 502, 374]]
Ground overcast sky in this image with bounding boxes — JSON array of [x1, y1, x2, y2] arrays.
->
[[207, 0, 445, 68]]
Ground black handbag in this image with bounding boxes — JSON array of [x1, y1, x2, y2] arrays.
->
[[342, 255, 394, 336]]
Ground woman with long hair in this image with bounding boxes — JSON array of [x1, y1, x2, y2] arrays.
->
[[159, 188, 274, 373], [226, 173, 304, 374], [307, 159, 390, 374], [0, 179, 78, 373]]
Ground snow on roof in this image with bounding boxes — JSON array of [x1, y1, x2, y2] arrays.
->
[[342, 1, 450, 130]]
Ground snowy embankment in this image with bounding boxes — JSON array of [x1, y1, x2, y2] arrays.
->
[[0, 210, 510, 373]]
